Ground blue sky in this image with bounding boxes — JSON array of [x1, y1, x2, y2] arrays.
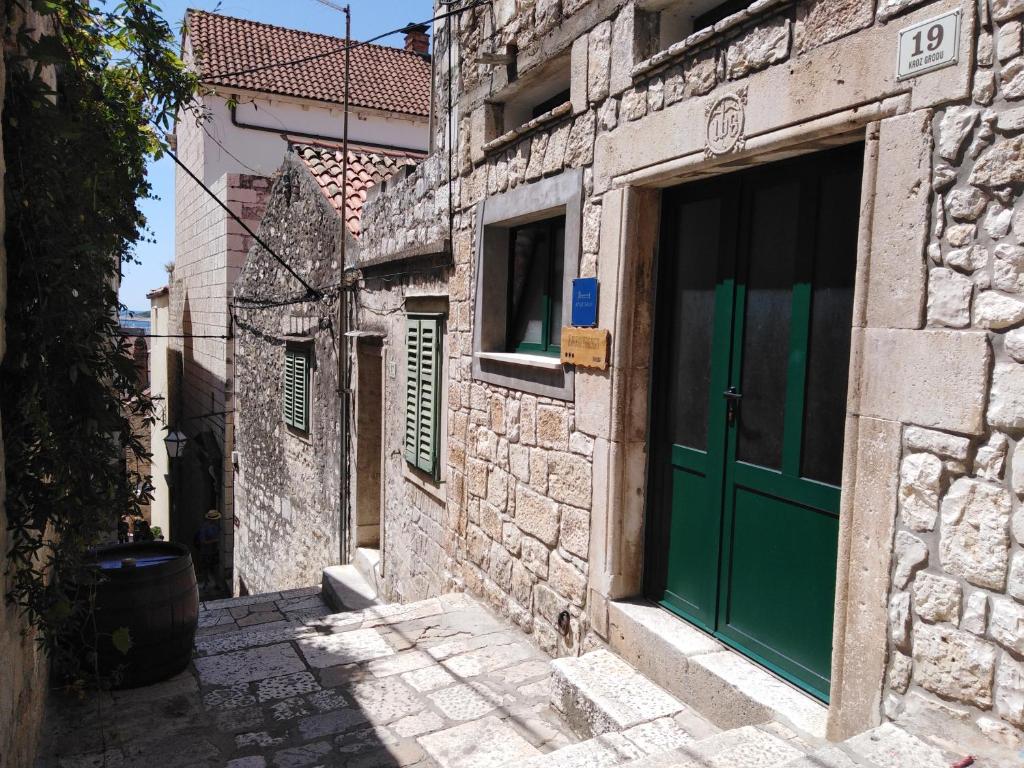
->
[[120, 0, 432, 310]]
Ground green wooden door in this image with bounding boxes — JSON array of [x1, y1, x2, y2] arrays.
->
[[649, 144, 864, 701]]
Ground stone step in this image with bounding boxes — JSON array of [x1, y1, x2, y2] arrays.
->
[[321, 563, 379, 613], [621, 725, 808, 768], [497, 717, 696, 768], [842, 723, 954, 768], [353, 546, 381, 593], [550, 649, 692, 739], [607, 599, 827, 739]]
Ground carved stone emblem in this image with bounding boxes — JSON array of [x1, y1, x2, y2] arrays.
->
[[705, 89, 747, 158]]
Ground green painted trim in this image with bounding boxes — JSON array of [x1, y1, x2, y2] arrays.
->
[[715, 626, 831, 702], [671, 445, 709, 473], [732, 462, 841, 512], [658, 597, 830, 702]]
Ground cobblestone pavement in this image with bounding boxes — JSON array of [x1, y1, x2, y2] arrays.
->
[[38, 589, 1019, 768], [36, 591, 579, 768]]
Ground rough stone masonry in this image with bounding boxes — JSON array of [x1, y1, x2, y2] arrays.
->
[[231, 0, 1024, 751]]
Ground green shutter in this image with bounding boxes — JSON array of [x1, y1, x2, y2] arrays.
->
[[405, 316, 442, 477], [417, 318, 440, 475], [405, 319, 420, 465], [293, 351, 308, 432], [283, 349, 310, 432], [283, 350, 296, 426]]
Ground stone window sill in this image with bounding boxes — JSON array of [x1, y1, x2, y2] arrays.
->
[[631, 0, 790, 80], [475, 350, 564, 371], [482, 101, 573, 156]]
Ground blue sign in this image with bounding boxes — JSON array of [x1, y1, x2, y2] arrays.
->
[[571, 277, 599, 327]]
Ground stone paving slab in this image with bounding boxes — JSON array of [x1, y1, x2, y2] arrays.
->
[[419, 715, 542, 768], [40, 588, 923, 768], [36, 590, 580, 768]]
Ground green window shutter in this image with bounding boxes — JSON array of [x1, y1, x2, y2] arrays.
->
[[405, 316, 442, 477], [404, 318, 421, 465], [283, 350, 296, 427], [293, 351, 308, 432], [283, 349, 310, 432], [416, 318, 440, 476]]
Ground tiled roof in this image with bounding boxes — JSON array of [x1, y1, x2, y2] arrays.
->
[[294, 143, 422, 236], [185, 10, 431, 117]]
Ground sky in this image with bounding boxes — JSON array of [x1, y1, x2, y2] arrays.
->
[[119, 0, 432, 310]]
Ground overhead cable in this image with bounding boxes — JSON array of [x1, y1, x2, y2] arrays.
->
[[202, 0, 491, 80], [164, 144, 320, 298]]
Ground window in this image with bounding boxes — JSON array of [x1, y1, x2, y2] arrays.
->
[[492, 55, 572, 139], [405, 315, 442, 478], [283, 348, 311, 432], [472, 169, 582, 401], [643, 0, 754, 50], [508, 217, 565, 355]]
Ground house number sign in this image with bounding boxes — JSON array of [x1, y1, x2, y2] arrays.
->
[[705, 88, 747, 158], [896, 10, 960, 81]]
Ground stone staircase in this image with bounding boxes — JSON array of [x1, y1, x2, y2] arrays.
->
[[39, 580, 1002, 768], [492, 647, 968, 768]]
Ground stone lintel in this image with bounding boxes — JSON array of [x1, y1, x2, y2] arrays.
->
[[593, 0, 972, 188]]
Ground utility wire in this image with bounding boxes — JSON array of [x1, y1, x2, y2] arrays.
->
[[164, 143, 320, 298], [136, 333, 231, 339], [232, 283, 342, 309], [202, 0, 491, 80]]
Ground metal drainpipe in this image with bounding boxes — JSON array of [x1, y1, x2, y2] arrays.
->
[[337, 5, 352, 566]]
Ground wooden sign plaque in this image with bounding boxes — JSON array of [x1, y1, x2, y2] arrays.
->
[[560, 327, 610, 370]]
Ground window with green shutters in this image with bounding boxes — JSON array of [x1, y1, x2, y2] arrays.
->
[[405, 315, 442, 478], [283, 348, 311, 433]]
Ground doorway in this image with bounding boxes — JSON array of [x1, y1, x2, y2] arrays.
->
[[646, 144, 864, 701], [354, 339, 383, 550]]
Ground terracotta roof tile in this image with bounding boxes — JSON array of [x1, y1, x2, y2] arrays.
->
[[186, 9, 431, 117], [294, 143, 422, 236]]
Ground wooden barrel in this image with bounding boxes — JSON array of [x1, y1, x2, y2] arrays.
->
[[87, 541, 199, 688]]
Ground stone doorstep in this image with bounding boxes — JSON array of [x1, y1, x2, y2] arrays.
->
[[620, 725, 809, 768], [607, 599, 828, 740], [353, 547, 381, 594], [493, 718, 697, 768], [321, 563, 379, 613]]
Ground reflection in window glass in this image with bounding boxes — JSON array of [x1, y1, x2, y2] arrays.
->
[[508, 217, 566, 354]]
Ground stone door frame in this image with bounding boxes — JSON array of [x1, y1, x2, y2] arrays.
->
[[584, 5, 984, 729]]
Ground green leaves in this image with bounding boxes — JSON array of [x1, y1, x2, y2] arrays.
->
[[111, 627, 133, 656], [3, 0, 196, 685]]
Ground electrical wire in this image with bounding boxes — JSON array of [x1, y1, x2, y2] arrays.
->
[[231, 283, 343, 310], [168, 0, 485, 314], [201, 0, 491, 80], [136, 333, 231, 339], [164, 143, 320, 298]]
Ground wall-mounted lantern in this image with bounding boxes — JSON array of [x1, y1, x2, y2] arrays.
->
[[164, 429, 188, 459]]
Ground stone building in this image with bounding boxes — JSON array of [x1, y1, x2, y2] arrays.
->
[[232, 144, 423, 595], [229, 0, 1024, 753], [338, 0, 1024, 752], [160, 10, 432, 588]]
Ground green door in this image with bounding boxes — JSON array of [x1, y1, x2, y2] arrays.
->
[[648, 144, 864, 701]]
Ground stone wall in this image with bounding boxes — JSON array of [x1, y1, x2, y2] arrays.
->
[[233, 156, 343, 594], [354, 0, 1024, 747], [170, 138, 271, 582], [0, 9, 49, 766], [879, 21, 1024, 746], [351, 266, 454, 604]]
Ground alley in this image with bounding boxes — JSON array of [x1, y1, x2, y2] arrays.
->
[[36, 587, 988, 768]]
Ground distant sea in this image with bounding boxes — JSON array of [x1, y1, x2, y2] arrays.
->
[[119, 310, 151, 334]]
